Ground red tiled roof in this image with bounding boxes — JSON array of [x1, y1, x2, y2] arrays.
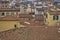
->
[[0, 8, 20, 12], [47, 10, 60, 15], [35, 14, 44, 21], [19, 14, 44, 20], [19, 14, 44, 26], [0, 26, 58, 40], [43, 6, 54, 10], [36, 8, 43, 10], [19, 14, 33, 18], [0, 16, 19, 21]]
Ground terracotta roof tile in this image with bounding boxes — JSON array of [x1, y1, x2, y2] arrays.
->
[[18, 14, 44, 26], [0, 8, 20, 12], [47, 10, 60, 15], [0, 16, 19, 21], [35, 14, 44, 21], [19, 14, 33, 18], [0, 26, 58, 40]]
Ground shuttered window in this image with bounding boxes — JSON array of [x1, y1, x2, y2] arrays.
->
[[53, 15, 58, 20]]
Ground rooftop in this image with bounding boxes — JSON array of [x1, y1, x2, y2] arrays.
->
[[0, 0, 9, 3], [19, 15, 44, 27], [0, 26, 58, 40], [19, 14, 33, 18], [45, 8, 60, 15], [0, 8, 20, 12], [0, 16, 19, 21]]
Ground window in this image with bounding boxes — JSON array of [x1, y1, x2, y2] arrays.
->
[[44, 13, 47, 18], [5, 6, 7, 7], [53, 15, 58, 20], [6, 12, 9, 16], [14, 25, 17, 28], [16, 12, 19, 15], [2, 5, 4, 8], [45, 19, 46, 22], [38, 10, 42, 14], [11, 12, 14, 16], [2, 13, 4, 16], [45, 14, 47, 18]]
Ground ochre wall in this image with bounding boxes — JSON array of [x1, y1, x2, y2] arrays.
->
[[0, 21, 24, 32], [45, 12, 60, 26]]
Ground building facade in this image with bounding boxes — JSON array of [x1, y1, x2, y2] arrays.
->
[[44, 8, 60, 26], [0, 8, 20, 17], [0, 16, 23, 32], [34, 1, 43, 14], [0, 0, 10, 8]]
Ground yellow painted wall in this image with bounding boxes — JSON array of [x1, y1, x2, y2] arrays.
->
[[0, 21, 25, 32], [0, 12, 20, 16], [44, 12, 60, 26], [27, 8, 35, 13]]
